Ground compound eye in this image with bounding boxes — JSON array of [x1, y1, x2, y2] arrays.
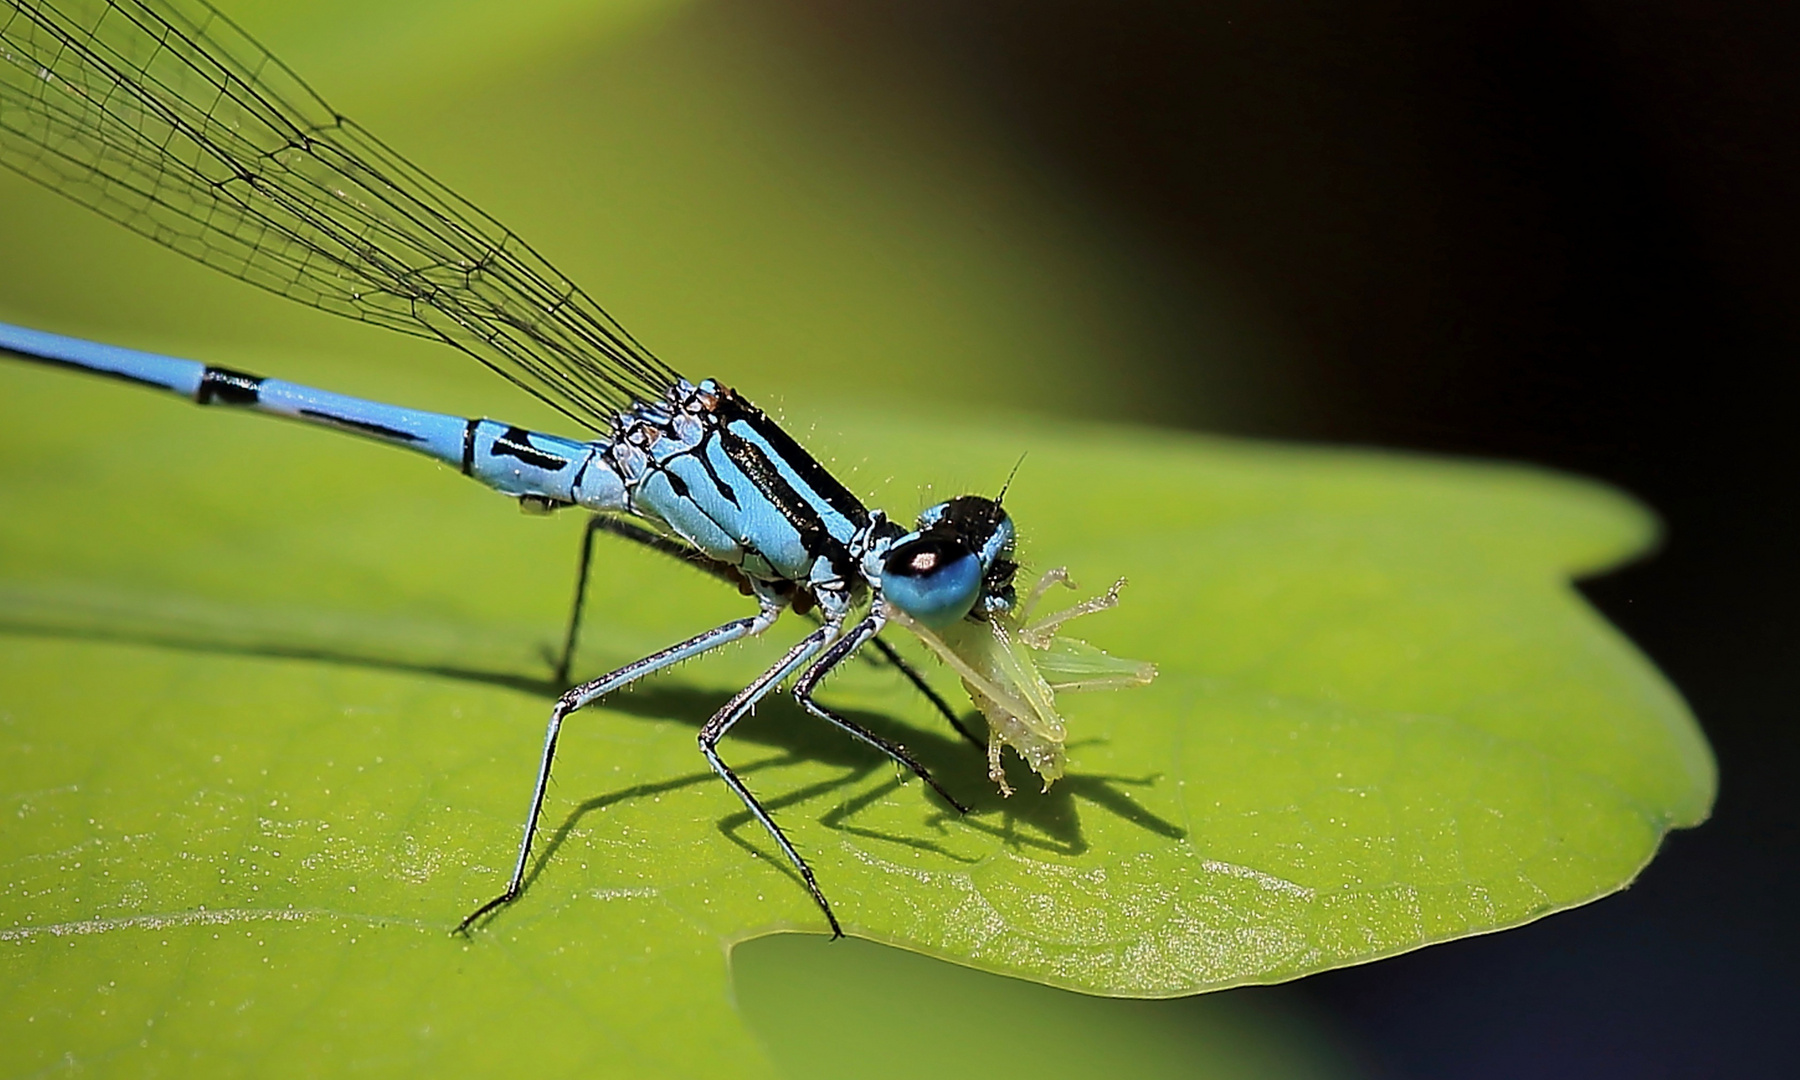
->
[[881, 536, 983, 629]]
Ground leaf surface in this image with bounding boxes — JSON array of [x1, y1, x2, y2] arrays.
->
[[0, 355, 1710, 1075], [0, 3, 1711, 1074]]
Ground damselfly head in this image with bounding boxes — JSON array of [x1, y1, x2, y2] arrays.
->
[[878, 495, 1018, 629]]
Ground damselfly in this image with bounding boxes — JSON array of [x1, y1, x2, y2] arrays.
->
[[0, 0, 1152, 935]]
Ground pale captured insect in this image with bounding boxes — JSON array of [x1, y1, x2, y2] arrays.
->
[[889, 562, 1157, 796], [0, 0, 1157, 935]]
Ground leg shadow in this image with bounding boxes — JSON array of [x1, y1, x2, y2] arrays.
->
[[1, 593, 1184, 900]]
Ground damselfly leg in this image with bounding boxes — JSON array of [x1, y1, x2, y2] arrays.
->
[[697, 609, 849, 935], [555, 513, 985, 748], [458, 599, 785, 934], [865, 635, 984, 749], [792, 611, 971, 814], [2, 0, 1153, 942], [553, 514, 729, 686]]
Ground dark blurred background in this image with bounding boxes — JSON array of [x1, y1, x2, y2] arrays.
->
[[775, 1, 1795, 1076]]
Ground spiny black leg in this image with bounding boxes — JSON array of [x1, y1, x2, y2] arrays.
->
[[807, 616, 981, 750], [459, 603, 782, 934], [556, 515, 751, 686], [703, 748, 843, 938], [796, 619, 971, 813], [594, 517, 736, 579], [868, 634, 984, 750], [553, 515, 609, 687], [697, 619, 845, 937]]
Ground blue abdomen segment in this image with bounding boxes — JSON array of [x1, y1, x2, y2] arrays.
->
[[248, 377, 470, 463], [1, 321, 206, 394], [1, 321, 627, 512], [463, 421, 624, 511]]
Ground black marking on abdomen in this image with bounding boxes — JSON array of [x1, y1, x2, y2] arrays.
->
[[493, 426, 568, 471], [297, 408, 421, 442], [461, 419, 479, 475], [196, 366, 263, 406], [5, 349, 174, 392]]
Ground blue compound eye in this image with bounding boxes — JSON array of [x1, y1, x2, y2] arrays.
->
[[881, 535, 983, 629]]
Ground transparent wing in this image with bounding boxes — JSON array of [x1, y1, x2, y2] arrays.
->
[[0, 0, 681, 428]]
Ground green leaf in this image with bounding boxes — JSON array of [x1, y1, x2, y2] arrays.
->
[[733, 933, 1362, 1080], [0, 350, 1710, 1075], [0, 3, 1711, 1073]]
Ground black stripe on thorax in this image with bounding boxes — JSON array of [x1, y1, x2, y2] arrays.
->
[[712, 394, 869, 529], [716, 424, 851, 575], [196, 366, 263, 405], [690, 442, 741, 509]]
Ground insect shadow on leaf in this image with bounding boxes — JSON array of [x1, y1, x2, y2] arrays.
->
[[0, 598, 1178, 912]]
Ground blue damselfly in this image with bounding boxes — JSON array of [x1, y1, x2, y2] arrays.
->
[[0, 0, 1152, 934]]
